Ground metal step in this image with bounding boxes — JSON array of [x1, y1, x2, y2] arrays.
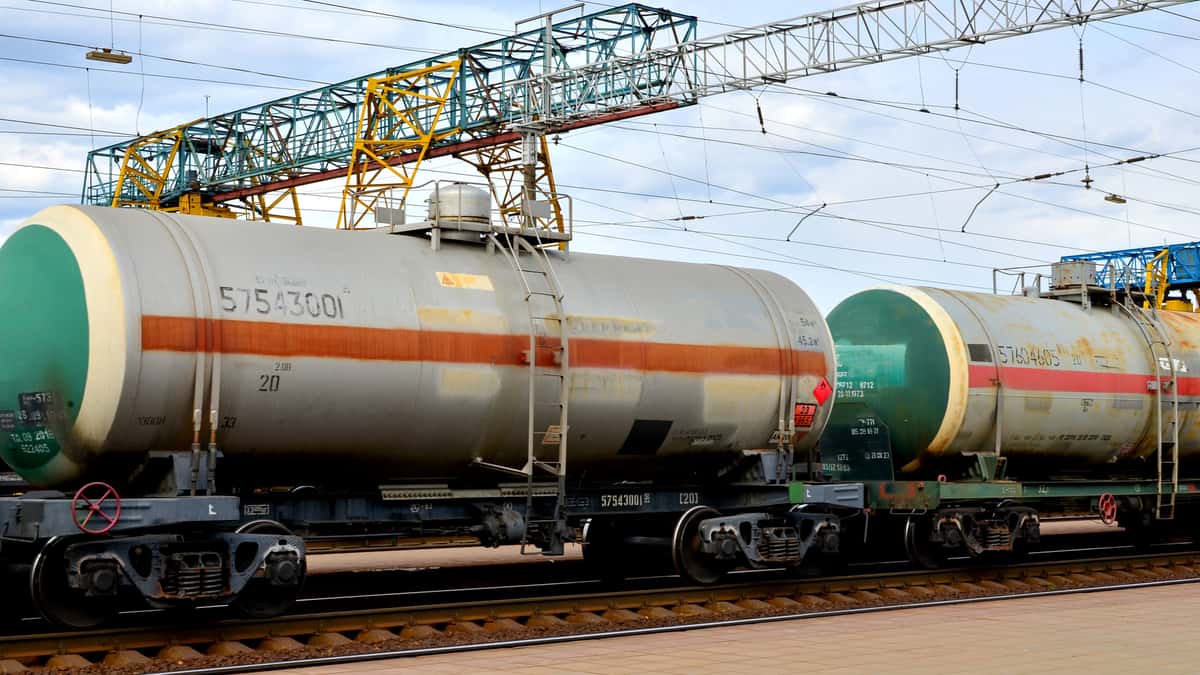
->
[[1124, 304, 1182, 523], [482, 232, 570, 556]]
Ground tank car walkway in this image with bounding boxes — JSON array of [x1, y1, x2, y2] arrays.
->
[[272, 581, 1199, 674]]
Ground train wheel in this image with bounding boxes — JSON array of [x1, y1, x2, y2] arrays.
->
[[903, 516, 947, 570], [30, 537, 118, 628], [1006, 536, 1031, 562], [671, 506, 731, 585], [1120, 511, 1161, 551], [232, 521, 305, 619]]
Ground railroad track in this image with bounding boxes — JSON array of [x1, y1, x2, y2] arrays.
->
[[3, 549, 1199, 673], [0, 529, 1137, 634]]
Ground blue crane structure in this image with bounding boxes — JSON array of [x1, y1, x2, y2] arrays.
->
[[1061, 243, 1200, 294], [81, 5, 696, 213], [79, 0, 1197, 223]]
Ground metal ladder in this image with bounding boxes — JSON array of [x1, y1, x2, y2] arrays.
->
[[485, 232, 570, 554], [1125, 303, 1180, 519]]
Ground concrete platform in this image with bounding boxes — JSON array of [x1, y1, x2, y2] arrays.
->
[[270, 580, 1200, 674]]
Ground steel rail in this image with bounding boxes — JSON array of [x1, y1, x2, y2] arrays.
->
[[157, 575, 1200, 675], [3, 550, 1198, 669]]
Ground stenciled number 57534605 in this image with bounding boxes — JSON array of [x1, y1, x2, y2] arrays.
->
[[219, 286, 345, 320]]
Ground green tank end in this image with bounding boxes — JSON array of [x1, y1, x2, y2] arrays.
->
[[0, 225, 88, 482], [826, 288, 950, 473]]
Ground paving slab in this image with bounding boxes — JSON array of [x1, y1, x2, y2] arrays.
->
[[267, 581, 1200, 674]]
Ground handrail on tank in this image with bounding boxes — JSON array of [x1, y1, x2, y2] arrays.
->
[[374, 178, 573, 243], [991, 264, 1047, 297], [991, 261, 1119, 297], [364, 177, 571, 242]]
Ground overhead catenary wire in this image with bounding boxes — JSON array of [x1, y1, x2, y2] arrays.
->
[[1091, 24, 1200, 78], [84, 68, 95, 149], [733, 81, 1200, 193], [686, 99, 1200, 191], [562, 181, 1004, 288], [0, 32, 330, 85], [557, 137, 1200, 242], [8, 0, 1198, 275], [32, 0, 1195, 176], [299, 157, 1170, 256], [0, 117, 131, 136], [10, 148, 1153, 256], [17, 0, 445, 54], [0, 56, 305, 93], [556, 143, 1055, 263], [0, 161, 84, 173], [574, 231, 995, 291], [295, 0, 508, 37], [0, 187, 77, 195], [670, 80, 1200, 193], [135, 14, 144, 134], [560, 8, 1200, 259], [21, 0, 1200, 189]]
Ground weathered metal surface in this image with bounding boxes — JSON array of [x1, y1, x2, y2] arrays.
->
[[1, 206, 834, 488], [791, 479, 1200, 511], [828, 286, 1200, 479]]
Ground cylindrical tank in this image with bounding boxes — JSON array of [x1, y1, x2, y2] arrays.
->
[[827, 285, 1200, 478], [0, 205, 835, 488]]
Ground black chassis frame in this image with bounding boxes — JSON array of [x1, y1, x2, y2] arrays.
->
[[0, 458, 304, 614]]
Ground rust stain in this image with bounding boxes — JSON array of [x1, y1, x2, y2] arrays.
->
[[141, 315, 827, 376], [1074, 336, 1095, 356], [416, 307, 506, 333], [1160, 312, 1200, 350], [568, 315, 657, 339]]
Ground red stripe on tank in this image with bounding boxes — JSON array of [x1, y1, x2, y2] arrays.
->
[[140, 315, 827, 377], [967, 364, 1200, 395]]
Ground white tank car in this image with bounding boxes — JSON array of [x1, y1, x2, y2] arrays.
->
[[828, 285, 1200, 478], [0, 205, 835, 488]]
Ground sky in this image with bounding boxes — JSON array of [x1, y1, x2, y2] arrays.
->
[[3, 0, 1200, 311]]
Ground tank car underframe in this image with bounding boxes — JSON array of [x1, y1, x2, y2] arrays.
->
[[240, 480, 864, 583], [792, 478, 1200, 564], [0, 494, 304, 627]]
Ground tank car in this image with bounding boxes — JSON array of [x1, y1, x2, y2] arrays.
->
[[0, 190, 845, 626], [815, 270, 1200, 566]]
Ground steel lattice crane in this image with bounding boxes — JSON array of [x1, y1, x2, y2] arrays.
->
[[82, 0, 1196, 233]]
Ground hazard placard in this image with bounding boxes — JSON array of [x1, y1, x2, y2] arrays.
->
[[812, 377, 833, 406], [794, 403, 817, 428], [542, 425, 562, 445]]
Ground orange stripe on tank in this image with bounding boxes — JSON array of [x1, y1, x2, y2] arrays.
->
[[967, 363, 1200, 395], [141, 316, 826, 376]]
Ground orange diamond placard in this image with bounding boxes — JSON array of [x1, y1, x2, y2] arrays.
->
[[794, 403, 817, 428], [812, 377, 833, 406]]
